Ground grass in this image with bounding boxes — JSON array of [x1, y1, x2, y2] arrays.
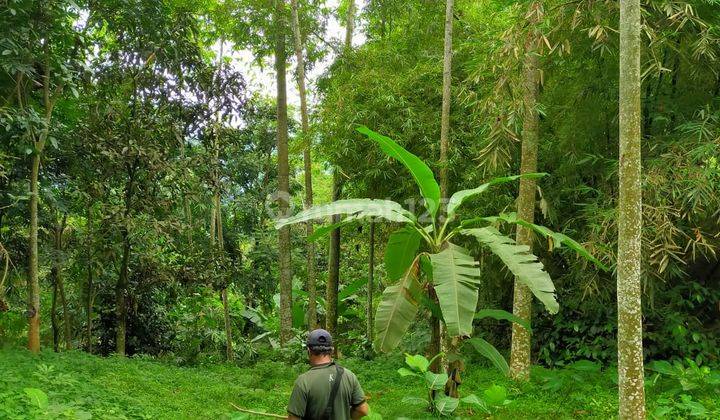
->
[[0, 348, 717, 419]]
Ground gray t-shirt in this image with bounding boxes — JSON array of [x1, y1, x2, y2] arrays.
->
[[287, 362, 366, 420]]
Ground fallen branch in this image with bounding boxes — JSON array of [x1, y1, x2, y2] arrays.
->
[[230, 403, 286, 418]]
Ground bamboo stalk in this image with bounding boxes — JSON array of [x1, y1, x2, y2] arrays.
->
[[229, 403, 286, 418]]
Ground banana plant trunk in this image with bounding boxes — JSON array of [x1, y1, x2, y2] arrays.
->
[[510, 0, 542, 381]]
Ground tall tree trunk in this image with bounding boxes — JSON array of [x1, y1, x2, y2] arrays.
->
[[367, 220, 375, 343], [51, 268, 59, 352], [326, 170, 341, 338], [290, 0, 317, 330], [116, 227, 131, 356], [438, 0, 462, 394], [509, 1, 542, 382], [344, 0, 355, 51], [86, 263, 94, 352], [618, 0, 646, 416], [27, 152, 41, 353], [275, 0, 293, 346], [55, 214, 71, 350], [85, 205, 95, 352], [325, 0, 355, 342], [439, 0, 453, 202], [210, 39, 234, 362], [116, 168, 135, 356]]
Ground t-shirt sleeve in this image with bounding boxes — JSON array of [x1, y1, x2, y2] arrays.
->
[[349, 372, 366, 407], [287, 379, 307, 418]]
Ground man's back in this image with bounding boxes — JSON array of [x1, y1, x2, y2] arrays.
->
[[288, 362, 366, 420]]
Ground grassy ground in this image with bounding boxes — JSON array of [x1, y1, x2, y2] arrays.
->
[[0, 348, 717, 419]]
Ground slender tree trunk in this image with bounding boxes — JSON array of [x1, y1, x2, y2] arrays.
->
[[55, 215, 71, 350], [344, 0, 355, 51], [116, 166, 135, 356], [618, 0, 646, 416], [439, 0, 453, 202], [86, 263, 94, 352], [27, 152, 41, 353], [509, 1, 542, 382], [221, 288, 233, 361], [326, 170, 341, 338], [438, 0, 462, 393], [275, 0, 293, 346], [367, 220, 375, 343], [325, 0, 355, 342], [51, 269, 59, 352], [290, 0, 317, 330], [116, 227, 131, 356], [85, 205, 94, 352]]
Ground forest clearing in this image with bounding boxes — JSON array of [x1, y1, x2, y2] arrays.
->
[[1, 0, 720, 419]]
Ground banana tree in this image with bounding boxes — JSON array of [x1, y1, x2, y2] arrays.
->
[[276, 126, 606, 371]]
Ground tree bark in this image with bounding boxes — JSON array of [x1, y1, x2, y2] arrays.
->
[[116, 168, 135, 356], [51, 269, 59, 352], [510, 1, 542, 382], [367, 220, 375, 343], [618, 0, 646, 416], [27, 152, 41, 353], [275, 0, 293, 346], [439, 0, 453, 202], [85, 205, 95, 352], [55, 215, 71, 350], [290, 0, 317, 330], [325, 0, 356, 343], [116, 227, 131, 356], [326, 170, 341, 338]]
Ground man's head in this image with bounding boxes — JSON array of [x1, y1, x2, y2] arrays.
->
[[306, 328, 333, 357]]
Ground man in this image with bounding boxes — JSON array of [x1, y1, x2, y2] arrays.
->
[[287, 329, 369, 420]]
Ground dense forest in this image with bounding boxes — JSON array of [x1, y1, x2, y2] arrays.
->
[[1, 0, 719, 418]]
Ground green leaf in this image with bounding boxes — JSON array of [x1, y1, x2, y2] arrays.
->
[[385, 227, 422, 281], [339, 277, 369, 300], [483, 385, 508, 407], [474, 309, 531, 332], [431, 244, 481, 336], [461, 394, 488, 412], [447, 173, 547, 219], [567, 360, 601, 372], [398, 367, 420, 377], [357, 126, 441, 218], [467, 338, 510, 377], [424, 371, 449, 390], [401, 396, 428, 407], [23, 388, 48, 409], [462, 227, 558, 314], [480, 213, 608, 271], [374, 258, 422, 352], [276, 199, 414, 229], [404, 353, 431, 372], [307, 215, 362, 242], [434, 395, 459, 416]]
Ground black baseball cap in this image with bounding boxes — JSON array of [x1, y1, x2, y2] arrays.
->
[[307, 329, 333, 348]]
